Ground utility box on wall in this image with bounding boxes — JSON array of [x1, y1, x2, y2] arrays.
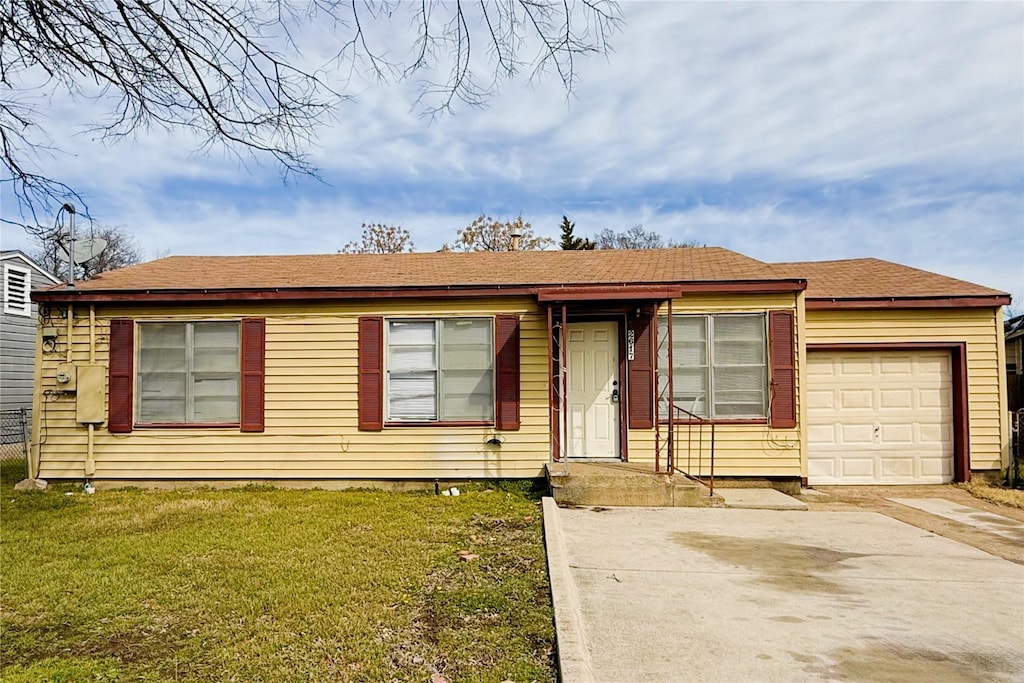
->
[[76, 364, 106, 424]]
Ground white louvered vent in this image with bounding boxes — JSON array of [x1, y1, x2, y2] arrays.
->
[[3, 264, 31, 316]]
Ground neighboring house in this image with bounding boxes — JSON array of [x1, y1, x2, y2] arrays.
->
[[1, 251, 61, 415], [29, 248, 1011, 486], [1005, 314, 1024, 413]]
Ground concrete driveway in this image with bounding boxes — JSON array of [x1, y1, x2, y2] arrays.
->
[[544, 500, 1024, 683]]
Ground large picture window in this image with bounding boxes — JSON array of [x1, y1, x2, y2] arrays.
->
[[658, 313, 767, 419], [136, 321, 241, 424], [387, 318, 494, 422]]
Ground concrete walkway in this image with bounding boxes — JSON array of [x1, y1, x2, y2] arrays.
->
[[887, 498, 1024, 544], [543, 499, 1024, 683], [716, 487, 808, 510]]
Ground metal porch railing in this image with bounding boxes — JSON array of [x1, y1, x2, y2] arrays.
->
[[669, 403, 715, 496]]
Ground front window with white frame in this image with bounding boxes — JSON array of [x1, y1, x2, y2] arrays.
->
[[658, 313, 768, 419], [387, 318, 494, 422], [136, 321, 241, 424]]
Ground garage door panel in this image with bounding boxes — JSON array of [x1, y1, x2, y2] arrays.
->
[[840, 358, 873, 375], [920, 457, 952, 478], [840, 423, 876, 444], [916, 358, 947, 375], [807, 424, 836, 445], [918, 422, 952, 444], [840, 458, 875, 479], [880, 457, 914, 477], [840, 389, 873, 409], [808, 350, 953, 485], [879, 357, 913, 374], [918, 389, 949, 409], [808, 458, 836, 479], [879, 389, 912, 409], [807, 389, 835, 409], [880, 424, 914, 443]]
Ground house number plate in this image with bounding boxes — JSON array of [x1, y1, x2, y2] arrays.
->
[[627, 330, 635, 361]]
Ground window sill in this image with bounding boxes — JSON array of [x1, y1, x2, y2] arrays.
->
[[134, 423, 241, 429], [385, 421, 495, 428]]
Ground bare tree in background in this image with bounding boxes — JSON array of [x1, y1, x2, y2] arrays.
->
[[1, 1, 622, 230], [31, 224, 143, 281], [340, 223, 414, 253], [594, 225, 702, 249], [445, 215, 553, 252]]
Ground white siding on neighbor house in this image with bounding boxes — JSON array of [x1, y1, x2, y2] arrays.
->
[[2, 255, 57, 413]]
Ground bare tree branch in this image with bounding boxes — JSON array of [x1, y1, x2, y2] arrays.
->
[[1, 0, 622, 227]]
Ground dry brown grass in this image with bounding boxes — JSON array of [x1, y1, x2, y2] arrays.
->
[[958, 480, 1024, 510]]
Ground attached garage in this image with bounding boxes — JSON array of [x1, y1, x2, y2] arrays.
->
[[806, 349, 957, 485]]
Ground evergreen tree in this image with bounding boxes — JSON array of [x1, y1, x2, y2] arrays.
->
[[559, 215, 595, 250]]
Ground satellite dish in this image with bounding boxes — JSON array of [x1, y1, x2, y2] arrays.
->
[[57, 238, 108, 264]]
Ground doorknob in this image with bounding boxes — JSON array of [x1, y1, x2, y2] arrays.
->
[[611, 388, 620, 403]]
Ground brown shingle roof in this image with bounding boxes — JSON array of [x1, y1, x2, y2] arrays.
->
[[48, 248, 1006, 301], [771, 258, 1006, 299], [69, 247, 777, 291]]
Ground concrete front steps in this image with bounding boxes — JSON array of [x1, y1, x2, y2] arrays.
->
[[546, 461, 725, 507]]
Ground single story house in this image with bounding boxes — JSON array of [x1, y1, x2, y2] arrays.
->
[[29, 248, 1011, 487]]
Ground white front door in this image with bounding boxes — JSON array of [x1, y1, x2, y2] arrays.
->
[[566, 322, 620, 459]]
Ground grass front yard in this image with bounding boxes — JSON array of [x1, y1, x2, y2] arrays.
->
[[0, 467, 554, 682]]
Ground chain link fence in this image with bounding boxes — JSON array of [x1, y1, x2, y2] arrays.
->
[[1, 408, 31, 480], [1010, 409, 1023, 489]]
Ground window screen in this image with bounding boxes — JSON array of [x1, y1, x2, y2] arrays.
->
[[387, 318, 494, 422], [658, 313, 767, 419], [137, 322, 240, 424]]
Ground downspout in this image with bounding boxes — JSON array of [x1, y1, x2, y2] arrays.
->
[[66, 303, 73, 364], [84, 305, 96, 478]]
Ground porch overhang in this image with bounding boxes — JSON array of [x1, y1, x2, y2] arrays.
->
[[536, 285, 682, 302], [535, 280, 806, 303]]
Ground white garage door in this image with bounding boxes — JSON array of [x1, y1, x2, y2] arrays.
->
[[807, 350, 953, 485]]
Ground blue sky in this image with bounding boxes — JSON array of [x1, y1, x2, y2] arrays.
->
[[2, 2, 1022, 305]]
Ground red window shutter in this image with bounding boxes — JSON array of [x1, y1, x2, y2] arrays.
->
[[358, 317, 384, 431], [107, 318, 134, 433], [240, 318, 266, 432], [627, 312, 655, 429], [769, 310, 797, 429], [495, 314, 521, 431]]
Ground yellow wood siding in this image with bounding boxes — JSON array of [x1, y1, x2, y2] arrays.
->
[[38, 293, 1002, 483], [625, 292, 804, 478], [35, 298, 551, 480], [804, 307, 1007, 471]]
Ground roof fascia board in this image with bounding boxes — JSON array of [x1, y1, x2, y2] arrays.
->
[[34, 279, 808, 304], [807, 296, 1011, 310]]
